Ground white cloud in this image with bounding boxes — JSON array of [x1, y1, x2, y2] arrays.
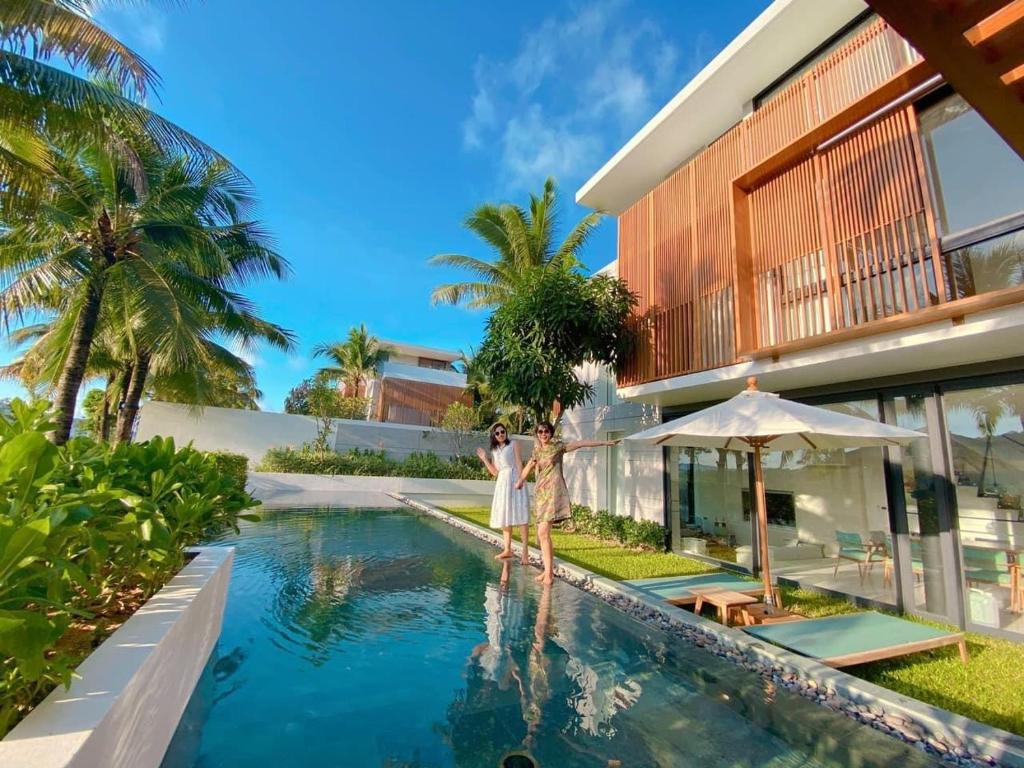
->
[[286, 354, 308, 372], [97, 8, 168, 54], [462, 0, 696, 193]]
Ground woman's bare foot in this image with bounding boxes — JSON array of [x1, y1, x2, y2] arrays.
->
[[520, 555, 529, 566], [534, 571, 553, 584], [494, 550, 514, 560]]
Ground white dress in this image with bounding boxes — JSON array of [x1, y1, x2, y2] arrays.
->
[[489, 443, 530, 528]]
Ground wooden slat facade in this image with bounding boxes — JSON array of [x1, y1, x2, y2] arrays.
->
[[615, 18, 972, 387], [375, 378, 472, 427]]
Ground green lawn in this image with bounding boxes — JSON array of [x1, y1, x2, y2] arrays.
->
[[443, 506, 1024, 737]]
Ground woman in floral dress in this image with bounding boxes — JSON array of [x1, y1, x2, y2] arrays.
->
[[517, 421, 615, 584]]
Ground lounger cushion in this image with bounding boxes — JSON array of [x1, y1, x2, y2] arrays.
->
[[624, 573, 760, 600], [744, 611, 956, 663]]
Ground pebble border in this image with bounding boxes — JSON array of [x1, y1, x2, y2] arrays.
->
[[392, 493, 1020, 768]]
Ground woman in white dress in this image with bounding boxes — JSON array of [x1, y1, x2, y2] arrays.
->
[[476, 423, 530, 564]]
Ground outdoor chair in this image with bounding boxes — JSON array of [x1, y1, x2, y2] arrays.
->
[[962, 545, 1021, 613], [833, 531, 882, 583]]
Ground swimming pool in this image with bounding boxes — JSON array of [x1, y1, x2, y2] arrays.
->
[[161, 507, 937, 767]]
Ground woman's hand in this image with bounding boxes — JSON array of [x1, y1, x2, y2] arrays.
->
[[515, 479, 525, 490], [475, 446, 487, 462]]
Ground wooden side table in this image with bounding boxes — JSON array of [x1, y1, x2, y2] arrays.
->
[[691, 589, 760, 626], [738, 603, 804, 626]]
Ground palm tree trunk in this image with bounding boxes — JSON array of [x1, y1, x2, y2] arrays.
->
[[50, 283, 103, 444], [115, 353, 150, 444]]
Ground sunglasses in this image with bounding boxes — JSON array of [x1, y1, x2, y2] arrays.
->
[[493, 429, 506, 435], [537, 428, 551, 435]]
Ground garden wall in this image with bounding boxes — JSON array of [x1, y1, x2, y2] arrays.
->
[[248, 472, 496, 509], [136, 401, 525, 464]]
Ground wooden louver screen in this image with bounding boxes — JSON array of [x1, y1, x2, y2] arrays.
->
[[615, 17, 944, 387]]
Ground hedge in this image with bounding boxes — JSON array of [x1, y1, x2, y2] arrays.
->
[[207, 450, 249, 492], [255, 446, 490, 481]]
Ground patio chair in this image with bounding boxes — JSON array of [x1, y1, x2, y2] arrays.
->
[[744, 611, 968, 667], [832, 531, 879, 583], [962, 546, 1021, 613], [879, 534, 925, 587]]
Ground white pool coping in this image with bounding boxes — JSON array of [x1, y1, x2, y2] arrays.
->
[[392, 493, 1024, 768], [0, 546, 234, 768]]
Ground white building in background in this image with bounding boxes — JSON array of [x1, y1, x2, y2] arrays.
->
[[360, 340, 469, 427]]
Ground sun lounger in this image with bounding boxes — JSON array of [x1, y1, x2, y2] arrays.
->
[[624, 573, 766, 606], [744, 611, 968, 667]]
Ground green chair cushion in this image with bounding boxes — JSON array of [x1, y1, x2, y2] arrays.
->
[[745, 611, 956, 662], [964, 569, 1014, 586], [837, 549, 871, 562]]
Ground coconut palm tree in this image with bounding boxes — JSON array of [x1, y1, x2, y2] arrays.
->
[[0, 132, 292, 443], [313, 325, 391, 395], [428, 177, 602, 308], [0, 0, 225, 206]]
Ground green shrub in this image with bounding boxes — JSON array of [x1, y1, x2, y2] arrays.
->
[[0, 399, 258, 735], [207, 451, 249, 492], [564, 502, 666, 551], [255, 445, 490, 481]]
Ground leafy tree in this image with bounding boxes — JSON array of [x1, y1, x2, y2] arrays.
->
[[0, 133, 292, 443], [476, 262, 636, 424], [429, 177, 602, 308], [313, 325, 391, 394], [284, 378, 317, 415], [80, 387, 106, 439], [439, 401, 482, 457]]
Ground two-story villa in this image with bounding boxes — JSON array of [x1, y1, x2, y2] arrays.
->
[[562, 0, 1024, 641]]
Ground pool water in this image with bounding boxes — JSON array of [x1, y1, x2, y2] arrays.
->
[[162, 508, 937, 768]]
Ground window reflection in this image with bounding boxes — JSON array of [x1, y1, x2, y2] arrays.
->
[[919, 93, 1024, 237], [944, 229, 1024, 300], [944, 384, 1024, 635]]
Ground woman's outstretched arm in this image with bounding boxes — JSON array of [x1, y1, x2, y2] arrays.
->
[[475, 447, 499, 477], [512, 440, 525, 476]]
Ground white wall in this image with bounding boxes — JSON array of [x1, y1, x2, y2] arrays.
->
[[560, 362, 664, 523], [136, 401, 515, 465], [0, 547, 232, 768]]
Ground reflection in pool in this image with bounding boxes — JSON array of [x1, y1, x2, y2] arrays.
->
[[162, 508, 937, 767]]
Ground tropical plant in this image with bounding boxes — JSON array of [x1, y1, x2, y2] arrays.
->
[[312, 325, 390, 394], [476, 262, 636, 423], [0, 133, 293, 443], [429, 177, 602, 308], [0, 399, 257, 734], [79, 387, 106, 438]]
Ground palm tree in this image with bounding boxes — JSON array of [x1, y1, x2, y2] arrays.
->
[[0, 133, 292, 443], [313, 325, 391, 395], [429, 177, 602, 308], [0, 1, 226, 206]]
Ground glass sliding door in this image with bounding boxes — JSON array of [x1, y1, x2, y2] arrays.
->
[[892, 394, 958, 620], [667, 446, 750, 565], [760, 398, 894, 605], [942, 382, 1024, 637]]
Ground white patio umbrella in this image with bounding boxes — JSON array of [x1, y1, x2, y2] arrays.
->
[[625, 378, 925, 605]]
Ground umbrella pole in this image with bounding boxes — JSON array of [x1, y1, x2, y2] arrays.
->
[[752, 441, 775, 607]]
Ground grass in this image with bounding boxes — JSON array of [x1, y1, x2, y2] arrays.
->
[[443, 506, 1024, 737]]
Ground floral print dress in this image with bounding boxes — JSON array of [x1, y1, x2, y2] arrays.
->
[[532, 439, 571, 523]]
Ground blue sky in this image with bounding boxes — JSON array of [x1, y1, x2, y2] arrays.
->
[[2, 0, 771, 411]]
